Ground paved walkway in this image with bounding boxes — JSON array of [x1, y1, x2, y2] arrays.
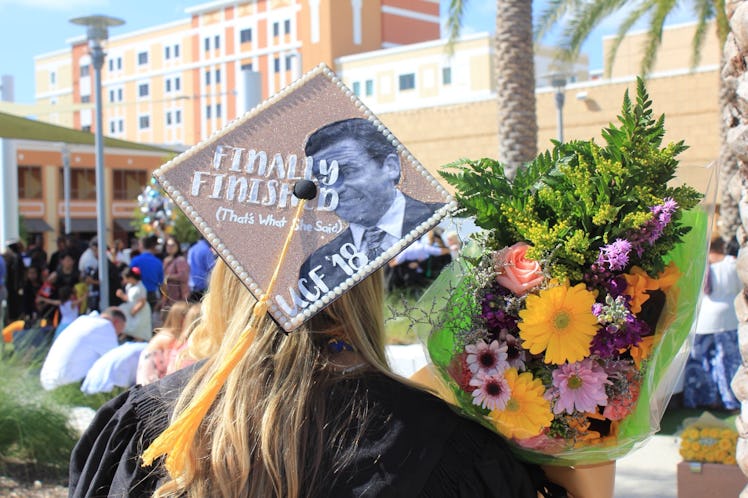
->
[[615, 435, 680, 498]]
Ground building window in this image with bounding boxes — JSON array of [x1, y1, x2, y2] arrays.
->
[[174, 44, 180, 58], [80, 65, 89, 77], [109, 89, 115, 102], [137, 51, 148, 65], [108, 59, 113, 71], [109, 120, 116, 134], [117, 58, 122, 70], [61, 168, 96, 200], [284, 19, 291, 34], [352, 81, 361, 96], [81, 95, 91, 103], [81, 125, 91, 133], [442, 67, 452, 85], [214, 35, 220, 49], [166, 111, 172, 126], [273, 22, 279, 37], [138, 83, 149, 97], [117, 88, 123, 101], [285, 56, 293, 71], [139, 115, 150, 129], [118, 119, 124, 133], [216, 103, 222, 118], [274, 57, 280, 72], [215, 69, 221, 84], [204, 37, 210, 51], [365, 79, 374, 96], [206, 105, 212, 119], [174, 77, 181, 91], [18, 166, 42, 199], [165, 79, 171, 93], [398, 73, 415, 91], [165, 46, 171, 59], [205, 71, 211, 85], [240, 28, 252, 43], [241, 63, 253, 71], [113, 170, 147, 200], [50, 72, 56, 85], [175, 110, 182, 124]]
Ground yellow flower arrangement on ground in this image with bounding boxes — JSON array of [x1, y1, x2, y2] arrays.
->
[[679, 414, 738, 465]]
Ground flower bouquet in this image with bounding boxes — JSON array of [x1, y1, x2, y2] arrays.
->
[[679, 412, 738, 465], [416, 79, 713, 465]]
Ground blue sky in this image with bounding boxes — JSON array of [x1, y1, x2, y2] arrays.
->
[[0, 0, 697, 104]]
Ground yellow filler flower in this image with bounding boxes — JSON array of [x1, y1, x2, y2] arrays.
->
[[518, 283, 598, 364], [490, 369, 553, 439]]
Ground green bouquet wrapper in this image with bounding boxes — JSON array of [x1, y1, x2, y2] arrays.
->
[[414, 205, 711, 465]]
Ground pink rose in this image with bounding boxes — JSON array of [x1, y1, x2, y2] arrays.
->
[[493, 242, 544, 295]]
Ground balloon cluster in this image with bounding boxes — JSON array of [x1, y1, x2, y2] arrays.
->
[[137, 178, 177, 238]]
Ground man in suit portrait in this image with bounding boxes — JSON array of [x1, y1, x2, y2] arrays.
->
[[299, 117, 443, 292]]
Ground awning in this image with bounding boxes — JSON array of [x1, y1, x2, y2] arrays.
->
[[23, 218, 54, 232], [114, 218, 135, 232], [69, 218, 98, 233]]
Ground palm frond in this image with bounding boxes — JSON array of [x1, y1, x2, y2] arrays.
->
[[445, 0, 467, 56], [603, 0, 657, 78], [533, 0, 579, 41], [638, 0, 678, 77], [561, 0, 628, 58]]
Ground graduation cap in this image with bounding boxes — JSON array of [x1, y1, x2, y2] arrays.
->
[[153, 63, 454, 331], [142, 63, 454, 474]]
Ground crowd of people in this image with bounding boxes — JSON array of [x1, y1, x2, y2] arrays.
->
[[0, 232, 218, 395]]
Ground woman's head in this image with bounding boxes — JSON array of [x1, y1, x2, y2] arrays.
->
[[124, 267, 142, 282], [58, 285, 72, 302], [161, 301, 190, 332], [164, 235, 183, 257]]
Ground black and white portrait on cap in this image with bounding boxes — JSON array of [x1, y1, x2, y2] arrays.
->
[[299, 118, 445, 292], [154, 64, 453, 332]]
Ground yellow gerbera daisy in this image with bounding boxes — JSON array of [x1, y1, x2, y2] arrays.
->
[[489, 369, 553, 439], [518, 283, 598, 364]]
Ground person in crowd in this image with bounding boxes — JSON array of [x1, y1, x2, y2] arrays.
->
[[387, 230, 451, 291], [47, 236, 67, 274], [299, 118, 444, 291], [187, 237, 216, 302], [161, 235, 190, 312], [39, 307, 126, 391], [81, 341, 149, 395], [3, 239, 26, 322], [22, 265, 46, 321], [47, 250, 80, 299], [116, 267, 153, 342], [78, 237, 100, 311], [113, 239, 130, 268], [166, 302, 203, 375], [37, 285, 79, 339], [136, 301, 190, 385], [68, 259, 562, 497], [130, 235, 164, 315], [683, 237, 743, 411], [23, 234, 48, 274]]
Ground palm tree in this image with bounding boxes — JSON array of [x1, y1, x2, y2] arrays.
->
[[534, 0, 738, 241], [446, 1, 537, 178]]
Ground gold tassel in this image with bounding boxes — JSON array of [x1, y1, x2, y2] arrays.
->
[[141, 200, 307, 477]]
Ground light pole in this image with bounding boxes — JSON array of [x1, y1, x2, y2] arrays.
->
[[70, 14, 124, 310], [550, 74, 567, 143]]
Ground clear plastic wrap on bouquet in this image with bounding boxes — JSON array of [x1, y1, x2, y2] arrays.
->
[[414, 181, 714, 466]]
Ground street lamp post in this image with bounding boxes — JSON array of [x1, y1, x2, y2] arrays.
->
[[550, 74, 567, 143], [70, 14, 124, 310]]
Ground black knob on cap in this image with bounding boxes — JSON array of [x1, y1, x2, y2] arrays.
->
[[293, 179, 317, 200]]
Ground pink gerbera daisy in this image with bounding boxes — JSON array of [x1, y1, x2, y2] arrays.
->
[[465, 340, 509, 377], [551, 358, 609, 415], [469, 373, 511, 411]]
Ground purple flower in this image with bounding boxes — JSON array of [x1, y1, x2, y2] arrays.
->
[[630, 198, 678, 255], [551, 358, 610, 415], [597, 239, 632, 271], [465, 340, 509, 377]]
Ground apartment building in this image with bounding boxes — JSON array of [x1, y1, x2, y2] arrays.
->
[[34, 0, 440, 148]]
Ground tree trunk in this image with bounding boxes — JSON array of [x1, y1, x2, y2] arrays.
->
[[494, 0, 537, 178], [725, 0, 748, 489]]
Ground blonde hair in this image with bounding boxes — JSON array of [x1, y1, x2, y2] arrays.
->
[[152, 259, 393, 497], [159, 301, 190, 335]]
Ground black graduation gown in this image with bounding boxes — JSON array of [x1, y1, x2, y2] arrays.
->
[[69, 366, 564, 498]]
